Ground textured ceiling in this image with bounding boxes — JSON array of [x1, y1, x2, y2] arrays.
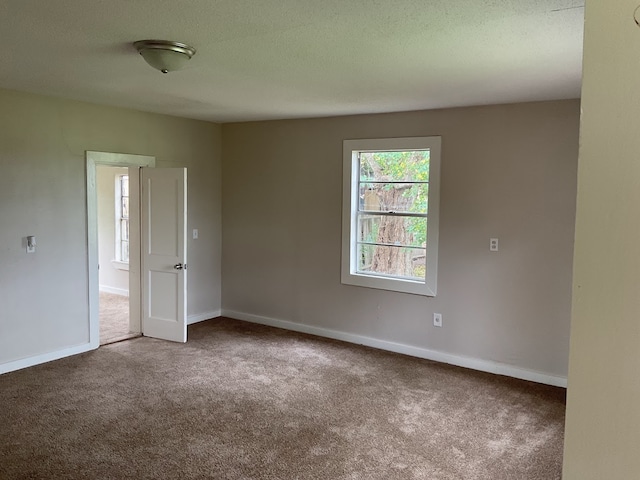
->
[[0, 0, 584, 122]]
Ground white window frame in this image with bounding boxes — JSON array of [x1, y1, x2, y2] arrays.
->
[[114, 173, 130, 269], [341, 136, 441, 296]]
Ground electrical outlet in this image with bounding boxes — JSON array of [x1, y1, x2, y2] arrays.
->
[[433, 313, 442, 327], [490, 238, 499, 252]]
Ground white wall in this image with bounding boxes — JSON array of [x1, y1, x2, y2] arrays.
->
[[0, 88, 222, 369], [221, 100, 580, 383], [97, 165, 129, 296], [562, 1, 640, 477]]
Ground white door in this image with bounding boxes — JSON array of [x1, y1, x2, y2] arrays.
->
[[141, 167, 187, 342]]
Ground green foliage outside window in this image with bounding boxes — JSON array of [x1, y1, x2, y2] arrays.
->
[[360, 150, 430, 246]]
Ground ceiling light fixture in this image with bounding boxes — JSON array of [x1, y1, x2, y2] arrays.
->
[[134, 40, 196, 74]]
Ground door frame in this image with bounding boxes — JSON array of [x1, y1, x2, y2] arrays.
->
[[86, 151, 155, 348]]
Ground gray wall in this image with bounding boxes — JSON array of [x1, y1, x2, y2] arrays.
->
[[222, 100, 579, 379], [0, 88, 222, 366], [0, 85, 578, 382]]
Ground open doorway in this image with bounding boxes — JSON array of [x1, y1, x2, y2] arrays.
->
[[87, 151, 155, 349], [96, 165, 137, 344], [87, 151, 188, 347]]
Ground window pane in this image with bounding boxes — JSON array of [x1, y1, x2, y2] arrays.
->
[[357, 244, 426, 280], [359, 183, 428, 214], [121, 175, 129, 196], [121, 241, 129, 263], [122, 197, 129, 218], [359, 150, 430, 183], [121, 219, 129, 241], [358, 215, 426, 248]]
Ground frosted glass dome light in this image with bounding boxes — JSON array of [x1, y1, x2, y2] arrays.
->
[[134, 40, 196, 74]]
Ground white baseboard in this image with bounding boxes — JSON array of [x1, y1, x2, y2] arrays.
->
[[187, 310, 221, 325], [0, 342, 96, 375], [222, 310, 567, 388], [2, 309, 565, 388], [1, 310, 221, 375], [99, 285, 129, 297]]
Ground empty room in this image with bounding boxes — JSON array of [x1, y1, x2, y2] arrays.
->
[[1, 1, 638, 479]]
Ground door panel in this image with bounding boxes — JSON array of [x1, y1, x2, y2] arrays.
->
[[141, 167, 187, 343]]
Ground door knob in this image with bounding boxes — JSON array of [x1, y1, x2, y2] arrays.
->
[[174, 263, 185, 270]]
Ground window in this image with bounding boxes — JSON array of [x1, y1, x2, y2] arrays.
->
[[341, 136, 441, 296], [115, 174, 129, 264]]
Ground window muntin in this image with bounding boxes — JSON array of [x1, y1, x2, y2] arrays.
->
[[342, 137, 440, 296]]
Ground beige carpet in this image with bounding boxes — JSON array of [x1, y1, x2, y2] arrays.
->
[[0, 318, 565, 479], [99, 291, 138, 345]]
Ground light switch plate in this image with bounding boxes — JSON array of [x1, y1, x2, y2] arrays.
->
[[26, 235, 36, 253]]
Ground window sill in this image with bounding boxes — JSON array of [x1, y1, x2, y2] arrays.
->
[[111, 260, 129, 271], [341, 272, 436, 297]]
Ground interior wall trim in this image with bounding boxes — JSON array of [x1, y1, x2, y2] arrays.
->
[[187, 310, 222, 325], [221, 310, 568, 388], [1, 309, 565, 387], [0, 343, 95, 375], [0, 309, 219, 375], [98, 286, 130, 297]]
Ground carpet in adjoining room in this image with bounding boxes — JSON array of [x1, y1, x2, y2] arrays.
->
[[99, 291, 137, 345]]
